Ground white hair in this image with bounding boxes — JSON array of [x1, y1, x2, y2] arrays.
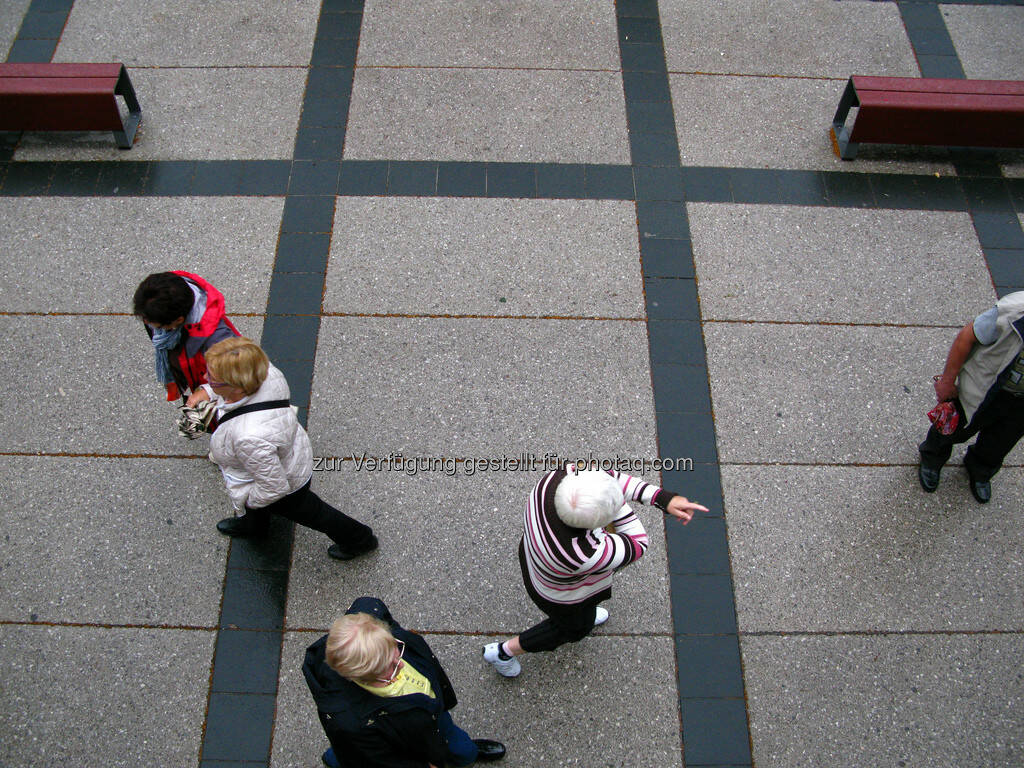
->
[[554, 469, 626, 529]]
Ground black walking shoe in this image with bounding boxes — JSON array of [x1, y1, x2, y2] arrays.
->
[[328, 534, 379, 560], [918, 463, 941, 493], [472, 740, 506, 762], [966, 469, 991, 504], [217, 516, 262, 537]]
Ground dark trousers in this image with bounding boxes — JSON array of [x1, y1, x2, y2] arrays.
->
[[244, 480, 373, 548], [517, 540, 599, 653], [919, 390, 1024, 481]]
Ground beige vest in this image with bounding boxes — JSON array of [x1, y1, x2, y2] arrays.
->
[[958, 291, 1024, 421]]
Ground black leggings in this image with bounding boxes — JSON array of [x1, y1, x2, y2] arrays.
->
[[517, 541, 600, 653]]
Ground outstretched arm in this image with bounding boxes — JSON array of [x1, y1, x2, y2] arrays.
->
[[663, 495, 709, 525], [933, 322, 978, 403]]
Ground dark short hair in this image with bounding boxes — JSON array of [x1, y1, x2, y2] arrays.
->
[[133, 272, 193, 325]]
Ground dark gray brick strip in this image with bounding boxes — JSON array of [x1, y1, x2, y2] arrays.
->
[[899, 1, 966, 79], [616, 1, 753, 765], [199, 1, 363, 764], [5, 158, 1020, 215], [3, 0, 71, 64]]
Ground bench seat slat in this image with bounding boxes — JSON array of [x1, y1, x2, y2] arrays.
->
[[0, 77, 120, 95], [0, 62, 123, 79], [857, 90, 1024, 113], [852, 75, 1024, 98]]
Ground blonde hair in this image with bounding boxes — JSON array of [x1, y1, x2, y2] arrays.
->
[[554, 469, 626, 529], [205, 337, 269, 395], [326, 613, 396, 682]]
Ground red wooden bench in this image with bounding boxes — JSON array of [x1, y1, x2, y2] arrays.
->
[[830, 76, 1024, 160], [0, 62, 142, 149]]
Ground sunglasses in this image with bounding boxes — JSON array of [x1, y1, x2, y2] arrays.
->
[[377, 640, 406, 684], [206, 372, 231, 389]]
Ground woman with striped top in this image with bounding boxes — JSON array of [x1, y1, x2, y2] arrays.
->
[[483, 464, 706, 677]]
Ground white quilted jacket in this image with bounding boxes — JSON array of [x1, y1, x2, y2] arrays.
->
[[209, 364, 313, 510]]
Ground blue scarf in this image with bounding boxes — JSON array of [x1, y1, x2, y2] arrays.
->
[[152, 326, 182, 385]]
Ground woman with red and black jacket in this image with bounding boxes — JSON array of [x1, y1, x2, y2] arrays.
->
[[133, 271, 240, 403]]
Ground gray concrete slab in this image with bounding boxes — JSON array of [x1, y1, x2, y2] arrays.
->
[[326, 198, 644, 317], [274, 631, 683, 768], [941, 4, 1024, 81], [358, 0, 619, 69], [706, 322, 992, 465], [659, 0, 918, 78], [723, 465, 1024, 632], [55, 0, 319, 66], [308, 317, 657, 459], [14, 67, 305, 160], [285, 464, 671, 633], [343, 68, 629, 163], [0, 456, 228, 626], [0, 197, 280, 312], [671, 74, 954, 174], [743, 634, 1024, 768], [0, 314, 262, 455], [0, 0, 31, 58], [689, 203, 991, 324], [0, 624, 214, 768]]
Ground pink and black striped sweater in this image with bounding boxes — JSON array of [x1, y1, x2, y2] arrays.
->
[[520, 464, 675, 606]]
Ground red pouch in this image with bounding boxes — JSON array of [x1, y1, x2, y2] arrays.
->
[[927, 401, 959, 436]]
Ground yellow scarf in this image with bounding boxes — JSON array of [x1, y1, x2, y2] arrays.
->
[[356, 661, 435, 699]]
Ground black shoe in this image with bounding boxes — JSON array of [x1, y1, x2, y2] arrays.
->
[[918, 463, 941, 493], [472, 739, 506, 762], [328, 534, 379, 561], [217, 516, 261, 537], [966, 470, 991, 504]]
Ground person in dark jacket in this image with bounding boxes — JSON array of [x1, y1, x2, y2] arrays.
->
[[133, 271, 240, 403], [304, 597, 505, 768]]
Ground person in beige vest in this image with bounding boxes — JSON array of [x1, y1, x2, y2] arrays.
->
[[919, 291, 1024, 503]]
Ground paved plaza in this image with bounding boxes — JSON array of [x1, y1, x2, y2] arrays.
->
[[1, 1, 1023, 767]]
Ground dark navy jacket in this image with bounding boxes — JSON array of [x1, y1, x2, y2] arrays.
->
[[303, 597, 458, 768]]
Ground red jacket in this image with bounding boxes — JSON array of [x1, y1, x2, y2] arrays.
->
[[148, 271, 240, 401]]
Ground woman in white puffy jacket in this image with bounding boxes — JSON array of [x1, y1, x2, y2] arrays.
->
[[192, 337, 377, 560]]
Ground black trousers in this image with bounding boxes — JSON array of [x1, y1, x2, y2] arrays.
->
[[244, 480, 374, 548], [517, 540, 600, 653], [919, 390, 1024, 481]]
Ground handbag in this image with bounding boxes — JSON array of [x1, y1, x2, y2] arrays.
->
[[927, 400, 959, 436], [176, 399, 218, 439]]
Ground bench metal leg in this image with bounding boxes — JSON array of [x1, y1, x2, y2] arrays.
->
[[113, 64, 142, 149], [830, 78, 859, 160]]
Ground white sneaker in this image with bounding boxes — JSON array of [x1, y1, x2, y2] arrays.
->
[[483, 642, 521, 677], [594, 606, 609, 626]]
